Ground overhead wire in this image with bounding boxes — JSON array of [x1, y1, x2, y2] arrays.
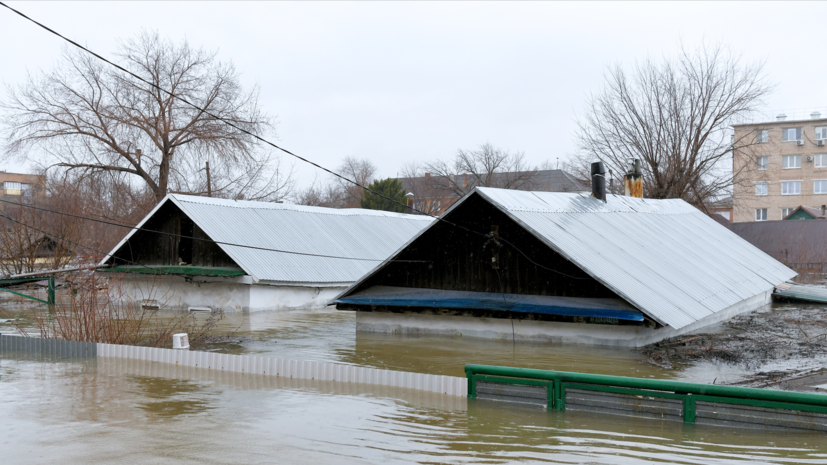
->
[[0, 198, 425, 263], [0, 2, 592, 281]]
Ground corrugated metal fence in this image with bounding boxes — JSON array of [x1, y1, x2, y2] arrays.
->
[[0, 334, 96, 358], [0, 335, 466, 397]]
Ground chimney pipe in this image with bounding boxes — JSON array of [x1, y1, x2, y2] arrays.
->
[[590, 161, 606, 202], [624, 159, 644, 198]]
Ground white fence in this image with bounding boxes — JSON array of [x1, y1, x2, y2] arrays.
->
[[97, 342, 467, 397]]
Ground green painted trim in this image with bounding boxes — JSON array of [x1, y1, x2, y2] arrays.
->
[[47, 276, 55, 306], [0, 288, 48, 304], [553, 379, 564, 411], [464, 364, 827, 408], [0, 277, 48, 286], [683, 395, 696, 424], [98, 265, 246, 277]]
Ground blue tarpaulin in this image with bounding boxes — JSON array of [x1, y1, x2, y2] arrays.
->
[[334, 286, 644, 322]]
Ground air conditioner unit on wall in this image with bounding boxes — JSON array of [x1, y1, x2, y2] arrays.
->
[[796, 140, 805, 146], [807, 156, 814, 162], [819, 140, 825, 146]]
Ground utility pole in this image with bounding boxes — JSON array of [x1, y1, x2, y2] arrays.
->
[[206, 161, 212, 197]]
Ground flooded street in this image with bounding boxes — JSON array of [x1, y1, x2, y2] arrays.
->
[[3, 295, 827, 462], [2, 354, 827, 464]]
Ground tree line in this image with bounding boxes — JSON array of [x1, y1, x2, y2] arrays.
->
[[0, 32, 772, 274]]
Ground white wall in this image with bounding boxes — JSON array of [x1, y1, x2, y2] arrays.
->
[[112, 274, 346, 313]]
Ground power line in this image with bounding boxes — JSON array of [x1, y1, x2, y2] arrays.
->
[[0, 1, 418, 217], [0, 198, 425, 263], [0, 211, 146, 271], [0, 2, 592, 281]]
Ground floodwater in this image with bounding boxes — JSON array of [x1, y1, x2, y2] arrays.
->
[[2, 293, 827, 462], [204, 308, 751, 384], [2, 354, 827, 464]]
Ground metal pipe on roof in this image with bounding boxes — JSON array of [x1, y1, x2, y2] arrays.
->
[[590, 162, 607, 202], [624, 159, 644, 198]]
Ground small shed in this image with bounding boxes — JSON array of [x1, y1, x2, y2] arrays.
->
[[99, 194, 433, 312], [333, 187, 795, 346]]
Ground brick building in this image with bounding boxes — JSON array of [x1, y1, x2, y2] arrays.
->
[[732, 113, 827, 222], [0, 171, 44, 199]]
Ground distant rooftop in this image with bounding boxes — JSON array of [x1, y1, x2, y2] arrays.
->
[[732, 107, 827, 127]]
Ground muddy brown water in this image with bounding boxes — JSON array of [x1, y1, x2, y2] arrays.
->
[[2, 295, 827, 462]]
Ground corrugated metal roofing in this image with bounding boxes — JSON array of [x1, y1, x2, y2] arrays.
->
[[104, 194, 433, 285], [472, 188, 796, 329], [337, 187, 796, 330]]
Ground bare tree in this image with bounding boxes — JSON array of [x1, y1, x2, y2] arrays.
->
[[0, 192, 82, 276], [2, 31, 280, 204], [424, 143, 539, 198], [398, 162, 449, 215], [574, 43, 774, 210], [295, 156, 376, 208], [333, 156, 377, 207]]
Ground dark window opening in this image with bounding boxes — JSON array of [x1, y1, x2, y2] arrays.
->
[[178, 217, 193, 265]]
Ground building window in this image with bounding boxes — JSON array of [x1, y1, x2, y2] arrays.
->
[[815, 180, 827, 194], [757, 129, 769, 143], [3, 182, 21, 190], [756, 156, 769, 170], [782, 207, 793, 218], [782, 155, 801, 169], [755, 182, 768, 196], [816, 154, 827, 167], [816, 127, 827, 140], [755, 208, 768, 221], [782, 128, 802, 142], [782, 181, 801, 195]]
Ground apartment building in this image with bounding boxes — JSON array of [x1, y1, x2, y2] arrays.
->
[[732, 113, 827, 222], [0, 170, 44, 199]]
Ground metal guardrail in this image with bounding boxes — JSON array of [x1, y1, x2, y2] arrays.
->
[[465, 364, 827, 431]]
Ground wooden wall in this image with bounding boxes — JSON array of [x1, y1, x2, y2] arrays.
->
[[354, 193, 619, 299], [110, 202, 238, 268]]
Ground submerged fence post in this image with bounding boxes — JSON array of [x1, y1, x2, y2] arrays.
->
[[47, 276, 55, 308], [683, 394, 696, 424]]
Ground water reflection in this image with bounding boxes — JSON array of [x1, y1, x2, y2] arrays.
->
[[2, 355, 824, 464], [129, 376, 215, 419]]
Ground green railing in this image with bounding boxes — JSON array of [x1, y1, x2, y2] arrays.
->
[[465, 364, 827, 424], [0, 276, 55, 306]]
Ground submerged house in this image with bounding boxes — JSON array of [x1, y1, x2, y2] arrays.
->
[[99, 194, 433, 312], [333, 187, 796, 346]]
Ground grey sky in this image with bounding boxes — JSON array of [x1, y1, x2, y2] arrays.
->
[[2, 1, 826, 187]]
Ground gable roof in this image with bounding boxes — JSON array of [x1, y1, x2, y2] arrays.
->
[[101, 194, 433, 285], [783, 205, 827, 220], [338, 187, 795, 329]]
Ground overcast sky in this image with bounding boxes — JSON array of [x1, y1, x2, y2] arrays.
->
[[3, 1, 827, 187]]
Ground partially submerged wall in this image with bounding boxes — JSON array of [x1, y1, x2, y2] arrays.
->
[[113, 274, 345, 312], [355, 290, 773, 347]]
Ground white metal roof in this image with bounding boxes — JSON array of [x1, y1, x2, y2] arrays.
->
[[338, 187, 796, 330], [102, 194, 433, 285]]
